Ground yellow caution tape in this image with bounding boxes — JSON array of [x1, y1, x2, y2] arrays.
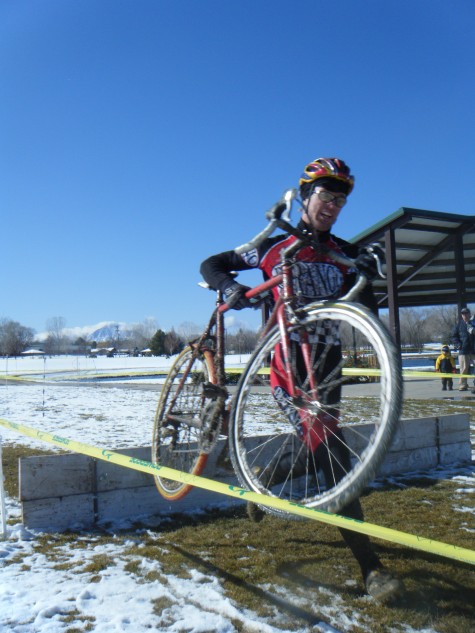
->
[[0, 375, 37, 382], [403, 371, 466, 379], [2, 365, 471, 382], [0, 416, 473, 566]]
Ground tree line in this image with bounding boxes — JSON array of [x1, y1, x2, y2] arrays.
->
[[0, 316, 260, 358], [379, 306, 459, 352], [0, 305, 464, 358]]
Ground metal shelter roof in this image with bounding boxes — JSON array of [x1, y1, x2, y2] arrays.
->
[[351, 207, 475, 344]]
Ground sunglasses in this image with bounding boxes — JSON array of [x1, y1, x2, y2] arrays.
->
[[313, 189, 347, 208]]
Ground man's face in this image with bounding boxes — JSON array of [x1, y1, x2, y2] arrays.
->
[[301, 186, 347, 234], [462, 312, 471, 321]]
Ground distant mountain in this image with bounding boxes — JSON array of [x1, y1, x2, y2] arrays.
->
[[88, 323, 122, 343], [36, 321, 130, 343]]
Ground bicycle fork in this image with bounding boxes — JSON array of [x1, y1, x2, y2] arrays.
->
[[273, 306, 340, 453]]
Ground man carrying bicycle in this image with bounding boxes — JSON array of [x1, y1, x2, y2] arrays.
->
[[200, 157, 404, 602]]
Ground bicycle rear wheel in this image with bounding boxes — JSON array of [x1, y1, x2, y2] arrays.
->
[[152, 345, 223, 501], [229, 301, 402, 517]]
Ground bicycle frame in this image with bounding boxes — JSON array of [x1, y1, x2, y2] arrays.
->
[[212, 234, 324, 405]]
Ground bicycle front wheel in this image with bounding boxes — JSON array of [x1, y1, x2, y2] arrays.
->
[[152, 345, 222, 501], [229, 302, 402, 517]]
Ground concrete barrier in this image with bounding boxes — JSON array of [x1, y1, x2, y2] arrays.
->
[[18, 413, 472, 531]]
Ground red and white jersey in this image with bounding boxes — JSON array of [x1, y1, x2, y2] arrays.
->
[[253, 234, 355, 303]]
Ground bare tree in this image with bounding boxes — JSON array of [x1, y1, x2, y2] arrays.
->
[[177, 321, 202, 342], [399, 308, 430, 351], [226, 327, 259, 354], [164, 329, 183, 356], [0, 318, 35, 356], [128, 317, 158, 349], [424, 305, 459, 346], [381, 305, 461, 351], [44, 316, 68, 354]]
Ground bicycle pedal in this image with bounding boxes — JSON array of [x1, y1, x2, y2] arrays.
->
[[202, 382, 228, 399]]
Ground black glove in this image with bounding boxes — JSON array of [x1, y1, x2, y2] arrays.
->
[[223, 282, 252, 310], [355, 244, 385, 281]]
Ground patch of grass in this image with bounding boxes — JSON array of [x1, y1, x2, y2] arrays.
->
[[79, 554, 113, 575], [152, 595, 176, 616], [63, 610, 95, 632], [402, 397, 475, 424]]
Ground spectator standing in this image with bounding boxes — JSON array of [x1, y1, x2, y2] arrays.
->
[[435, 345, 456, 391], [451, 307, 475, 391]]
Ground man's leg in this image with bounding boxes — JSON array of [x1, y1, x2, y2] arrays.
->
[[315, 438, 403, 601], [315, 438, 380, 576], [459, 354, 469, 389]]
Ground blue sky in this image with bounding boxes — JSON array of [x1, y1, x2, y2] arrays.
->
[[2, 0, 475, 338]]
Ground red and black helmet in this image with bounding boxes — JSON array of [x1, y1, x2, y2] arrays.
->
[[299, 158, 355, 195]]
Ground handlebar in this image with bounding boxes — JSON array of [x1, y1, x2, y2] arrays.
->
[[234, 188, 297, 254]]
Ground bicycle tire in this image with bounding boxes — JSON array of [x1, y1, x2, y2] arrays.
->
[[228, 301, 402, 518], [152, 345, 222, 501]]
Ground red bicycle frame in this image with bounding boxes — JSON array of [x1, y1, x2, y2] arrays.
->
[[216, 235, 321, 403]]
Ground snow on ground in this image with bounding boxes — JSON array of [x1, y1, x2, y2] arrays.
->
[[0, 381, 156, 451], [0, 354, 249, 451], [0, 353, 250, 379], [0, 356, 473, 633]]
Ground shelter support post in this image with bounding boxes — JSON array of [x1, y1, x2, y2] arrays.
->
[[384, 228, 401, 348], [454, 233, 467, 311]]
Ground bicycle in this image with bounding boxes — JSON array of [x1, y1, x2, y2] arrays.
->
[[151, 189, 403, 517]]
